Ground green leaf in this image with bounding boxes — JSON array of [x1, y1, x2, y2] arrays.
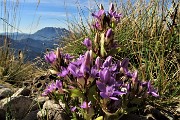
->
[[95, 116, 103, 120], [88, 85, 97, 103], [69, 89, 83, 98]]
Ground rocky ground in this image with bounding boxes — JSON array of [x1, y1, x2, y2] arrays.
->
[[0, 81, 179, 120]]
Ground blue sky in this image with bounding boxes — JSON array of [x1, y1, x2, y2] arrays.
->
[[0, 0, 110, 33], [0, 0, 175, 33]]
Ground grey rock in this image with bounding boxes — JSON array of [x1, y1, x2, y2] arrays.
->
[[11, 87, 29, 97], [0, 88, 13, 99], [31, 96, 49, 111], [20, 88, 31, 96], [22, 109, 39, 120], [0, 96, 34, 119], [37, 100, 68, 120], [146, 105, 170, 120]]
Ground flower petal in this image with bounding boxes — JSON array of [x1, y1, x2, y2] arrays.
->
[[96, 81, 106, 92], [109, 97, 119, 100], [100, 92, 108, 98]]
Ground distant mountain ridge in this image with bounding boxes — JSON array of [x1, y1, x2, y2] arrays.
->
[[0, 27, 69, 60], [0, 35, 58, 61], [0, 27, 69, 41]]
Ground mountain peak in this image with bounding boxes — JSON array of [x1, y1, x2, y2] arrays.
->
[[32, 27, 69, 41], [0, 27, 69, 41]]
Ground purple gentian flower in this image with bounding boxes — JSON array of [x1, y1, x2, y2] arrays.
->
[[132, 70, 138, 83], [80, 62, 89, 76], [57, 67, 69, 77], [80, 101, 91, 109], [56, 80, 64, 93], [91, 67, 99, 78], [64, 54, 73, 63], [111, 11, 122, 22], [99, 68, 111, 84], [117, 60, 121, 69], [44, 51, 57, 64], [105, 28, 113, 44], [120, 58, 132, 77], [110, 64, 117, 72], [71, 55, 84, 66], [68, 63, 80, 77], [64, 54, 73, 60], [96, 81, 125, 100], [56, 80, 62, 89], [121, 58, 129, 70], [71, 106, 77, 112], [92, 8, 105, 30], [106, 28, 113, 38], [42, 82, 56, 96], [108, 3, 122, 23], [80, 51, 91, 75], [102, 56, 112, 68], [106, 56, 112, 65], [93, 21, 102, 30], [84, 51, 91, 67], [95, 56, 102, 69], [102, 60, 109, 68], [92, 9, 105, 20], [147, 81, 159, 97], [109, 3, 114, 13], [83, 38, 92, 50]]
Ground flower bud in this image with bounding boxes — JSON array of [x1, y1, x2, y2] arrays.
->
[[106, 56, 112, 65], [132, 70, 138, 83], [44, 51, 57, 64], [56, 47, 61, 58], [99, 68, 111, 84], [99, 4, 104, 10], [80, 51, 91, 76], [83, 38, 92, 50], [84, 51, 91, 66], [89, 50, 93, 63], [103, 56, 112, 67], [106, 28, 113, 38], [109, 3, 114, 13], [105, 28, 113, 44], [80, 101, 91, 109], [120, 58, 129, 71], [95, 56, 102, 69]]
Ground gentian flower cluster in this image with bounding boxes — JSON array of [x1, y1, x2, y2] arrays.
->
[[92, 4, 122, 58], [42, 3, 159, 120], [42, 80, 63, 96]]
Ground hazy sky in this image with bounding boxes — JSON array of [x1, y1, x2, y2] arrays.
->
[[0, 0, 110, 33]]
